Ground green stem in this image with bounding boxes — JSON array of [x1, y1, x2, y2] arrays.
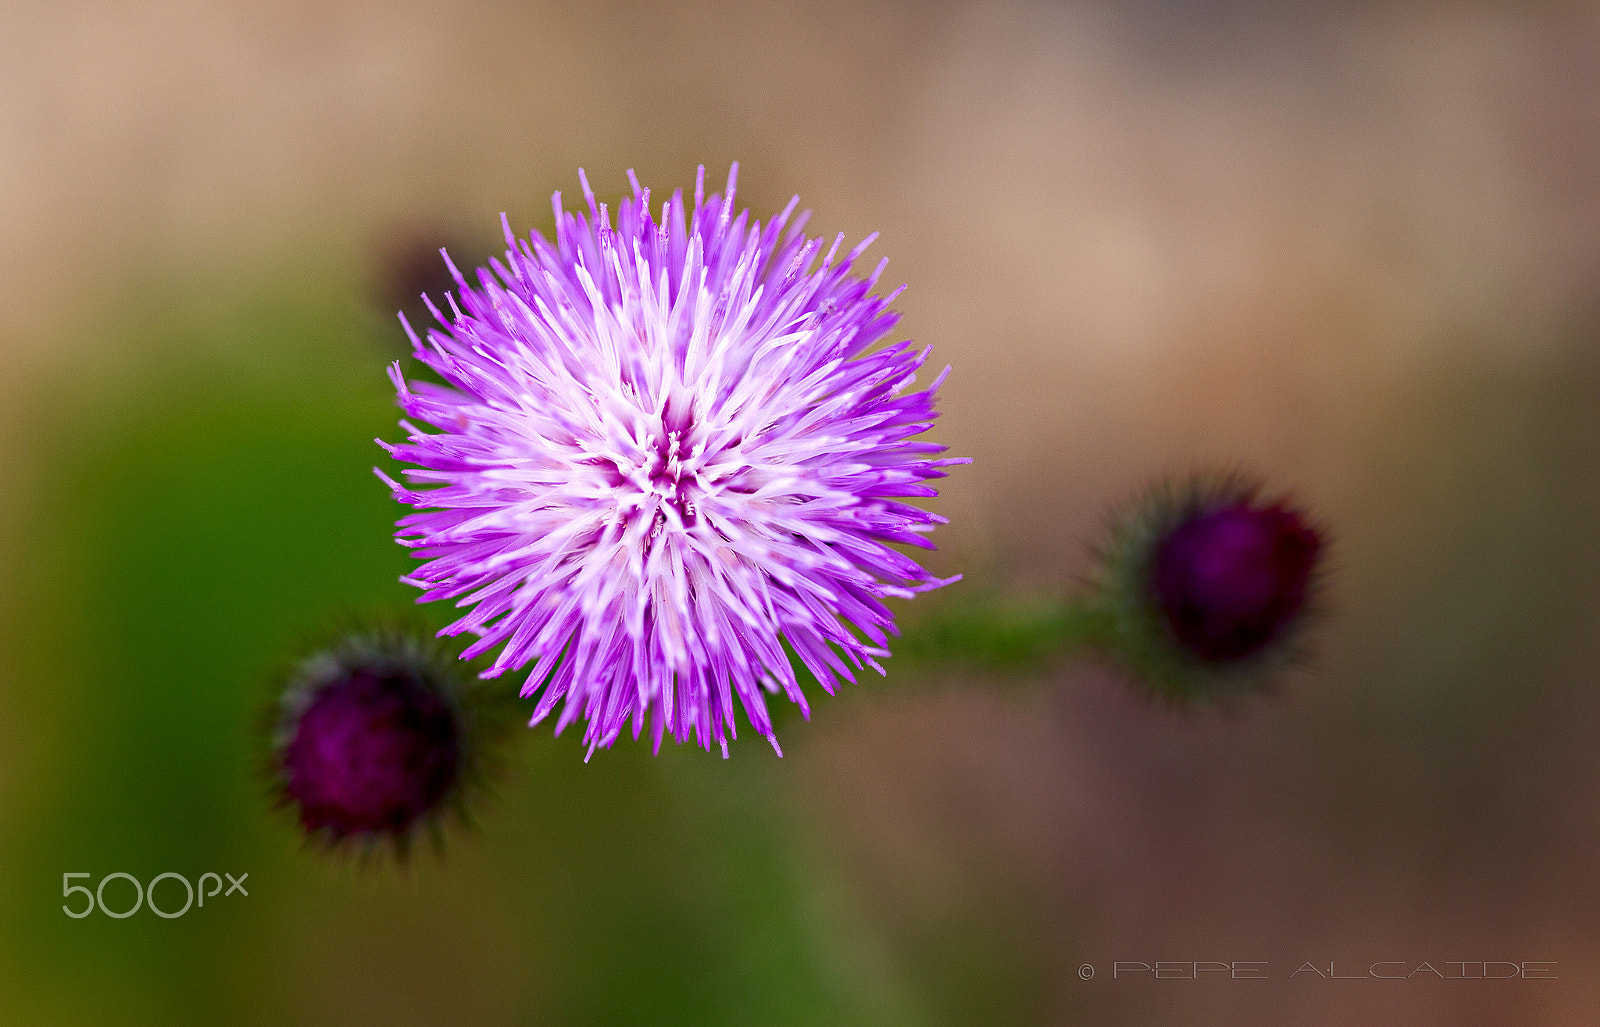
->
[[889, 594, 1113, 674]]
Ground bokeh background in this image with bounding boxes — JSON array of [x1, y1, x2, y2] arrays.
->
[[3, 1, 1600, 1023]]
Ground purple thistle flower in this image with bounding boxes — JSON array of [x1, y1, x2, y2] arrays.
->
[[378, 165, 966, 757]]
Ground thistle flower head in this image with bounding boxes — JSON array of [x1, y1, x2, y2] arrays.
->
[[378, 166, 965, 756], [270, 630, 498, 853], [1090, 474, 1325, 702]]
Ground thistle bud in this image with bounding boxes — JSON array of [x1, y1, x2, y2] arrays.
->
[[1090, 475, 1325, 702], [269, 629, 505, 855]]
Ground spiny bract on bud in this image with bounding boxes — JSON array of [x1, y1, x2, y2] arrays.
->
[[1089, 474, 1325, 702], [378, 165, 966, 758], [270, 630, 500, 854]]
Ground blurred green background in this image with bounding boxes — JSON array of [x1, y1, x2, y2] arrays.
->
[[4, 1, 1600, 1024]]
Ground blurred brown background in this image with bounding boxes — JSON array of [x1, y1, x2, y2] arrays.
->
[[3, 1, 1600, 1024]]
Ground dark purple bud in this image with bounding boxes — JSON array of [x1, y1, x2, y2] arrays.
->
[[368, 223, 493, 358], [1150, 501, 1322, 663], [1087, 473, 1328, 703], [282, 667, 461, 839], [268, 630, 507, 854]]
